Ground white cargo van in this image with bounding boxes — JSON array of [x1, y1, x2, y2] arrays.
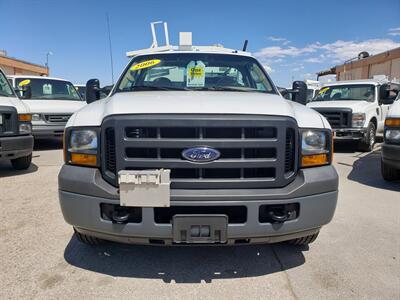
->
[[0, 69, 33, 169], [8, 76, 86, 138]]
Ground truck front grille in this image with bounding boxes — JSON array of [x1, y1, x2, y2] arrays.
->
[[312, 108, 352, 128], [44, 114, 71, 123], [102, 115, 298, 189], [0, 106, 18, 136]]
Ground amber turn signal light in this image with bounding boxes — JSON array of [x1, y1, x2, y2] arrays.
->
[[70, 153, 97, 166], [301, 153, 329, 167], [18, 114, 32, 122], [385, 118, 400, 127]]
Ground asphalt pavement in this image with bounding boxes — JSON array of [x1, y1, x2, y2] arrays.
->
[[0, 139, 399, 299]]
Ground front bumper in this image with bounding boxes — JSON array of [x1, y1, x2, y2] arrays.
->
[[32, 125, 66, 138], [382, 143, 400, 169], [58, 165, 338, 245], [0, 135, 33, 161], [333, 128, 367, 140]]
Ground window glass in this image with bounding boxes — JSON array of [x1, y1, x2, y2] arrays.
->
[[0, 72, 14, 97], [117, 53, 275, 94], [15, 78, 82, 101]]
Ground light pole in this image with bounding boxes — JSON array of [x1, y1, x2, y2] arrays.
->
[[45, 51, 53, 74]]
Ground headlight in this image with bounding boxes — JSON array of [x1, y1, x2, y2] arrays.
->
[[19, 123, 31, 134], [65, 128, 99, 166], [352, 113, 365, 127], [301, 130, 332, 167], [384, 118, 400, 144], [31, 114, 42, 121], [385, 129, 400, 142]]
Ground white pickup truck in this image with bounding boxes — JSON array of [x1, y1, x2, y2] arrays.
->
[[58, 39, 338, 247], [8, 76, 86, 138], [307, 79, 399, 151], [381, 97, 400, 181], [0, 69, 33, 169]]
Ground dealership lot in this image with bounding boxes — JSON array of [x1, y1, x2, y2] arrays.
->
[[0, 139, 399, 300]]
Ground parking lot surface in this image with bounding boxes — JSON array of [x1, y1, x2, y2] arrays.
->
[[0, 139, 399, 300]]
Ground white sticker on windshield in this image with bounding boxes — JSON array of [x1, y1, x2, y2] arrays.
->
[[43, 84, 52, 95], [186, 61, 205, 87]]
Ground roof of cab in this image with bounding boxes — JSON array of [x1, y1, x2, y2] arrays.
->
[[321, 79, 392, 87], [126, 45, 252, 58], [7, 75, 71, 82]]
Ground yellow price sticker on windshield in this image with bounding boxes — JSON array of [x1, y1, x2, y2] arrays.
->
[[131, 59, 161, 71], [18, 79, 31, 87], [188, 66, 204, 78], [319, 87, 329, 94]]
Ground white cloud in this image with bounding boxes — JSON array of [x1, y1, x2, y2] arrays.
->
[[388, 27, 400, 36], [255, 38, 400, 63], [318, 39, 400, 62], [304, 57, 321, 63], [267, 36, 290, 45], [255, 46, 316, 58]]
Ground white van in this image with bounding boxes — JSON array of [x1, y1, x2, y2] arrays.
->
[[8, 76, 86, 138], [0, 69, 33, 169]]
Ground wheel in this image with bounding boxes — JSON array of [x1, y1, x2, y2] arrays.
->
[[358, 122, 376, 152], [287, 231, 319, 246], [381, 159, 400, 181], [74, 228, 103, 245], [10, 153, 32, 170]]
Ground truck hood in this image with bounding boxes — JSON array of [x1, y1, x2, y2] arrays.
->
[[68, 91, 327, 129], [22, 99, 86, 114], [307, 100, 373, 113], [0, 96, 30, 114]]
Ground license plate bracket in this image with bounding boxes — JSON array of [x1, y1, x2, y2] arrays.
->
[[172, 214, 228, 244]]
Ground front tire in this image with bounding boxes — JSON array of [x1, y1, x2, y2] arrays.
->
[[287, 231, 319, 246], [358, 122, 376, 152], [10, 153, 32, 170], [381, 159, 400, 181], [74, 228, 104, 246]]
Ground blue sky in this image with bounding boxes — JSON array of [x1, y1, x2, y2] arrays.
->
[[1, 0, 399, 87]]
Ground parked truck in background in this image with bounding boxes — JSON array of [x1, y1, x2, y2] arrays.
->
[[307, 79, 399, 151], [0, 69, 33, 170], [58, 36, 338, 247], [8, 76, 86, 138]]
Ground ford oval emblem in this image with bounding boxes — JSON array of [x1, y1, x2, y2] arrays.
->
[[182, 147, 221, 163]]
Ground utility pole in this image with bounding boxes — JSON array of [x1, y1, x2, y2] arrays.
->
[[45, 51, 53, 74], [106, 13, 114, 84]]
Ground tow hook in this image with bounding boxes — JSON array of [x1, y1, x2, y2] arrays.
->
[[260, 203, 299, 223], [268, 209, 294, 223], [112, 210, 130, 224]]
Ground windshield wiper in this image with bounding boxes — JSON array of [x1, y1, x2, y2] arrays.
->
[[130, 86, 189, 91], [194, 86, 264, 93]]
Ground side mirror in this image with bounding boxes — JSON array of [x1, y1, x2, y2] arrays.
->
[[379, 84, 390, 102], [381, 98, 394, 105], [291, 81, 307, 105], [86, 79, 101, 104]]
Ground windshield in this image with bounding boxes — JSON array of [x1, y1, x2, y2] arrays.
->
[[312, 84, 375, 102], [75, 86, 86, 99], [0, 71, 14, 97], [117, 53, 276, 94], [15, 78, 82, 101]]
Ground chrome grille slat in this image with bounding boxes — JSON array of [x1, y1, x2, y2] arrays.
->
[[44, 114, 72, 123], [101, 115, 298, 189]]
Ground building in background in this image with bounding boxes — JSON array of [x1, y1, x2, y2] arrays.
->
[[317, 47, 400, 82], [0, 50, 48, 76]]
